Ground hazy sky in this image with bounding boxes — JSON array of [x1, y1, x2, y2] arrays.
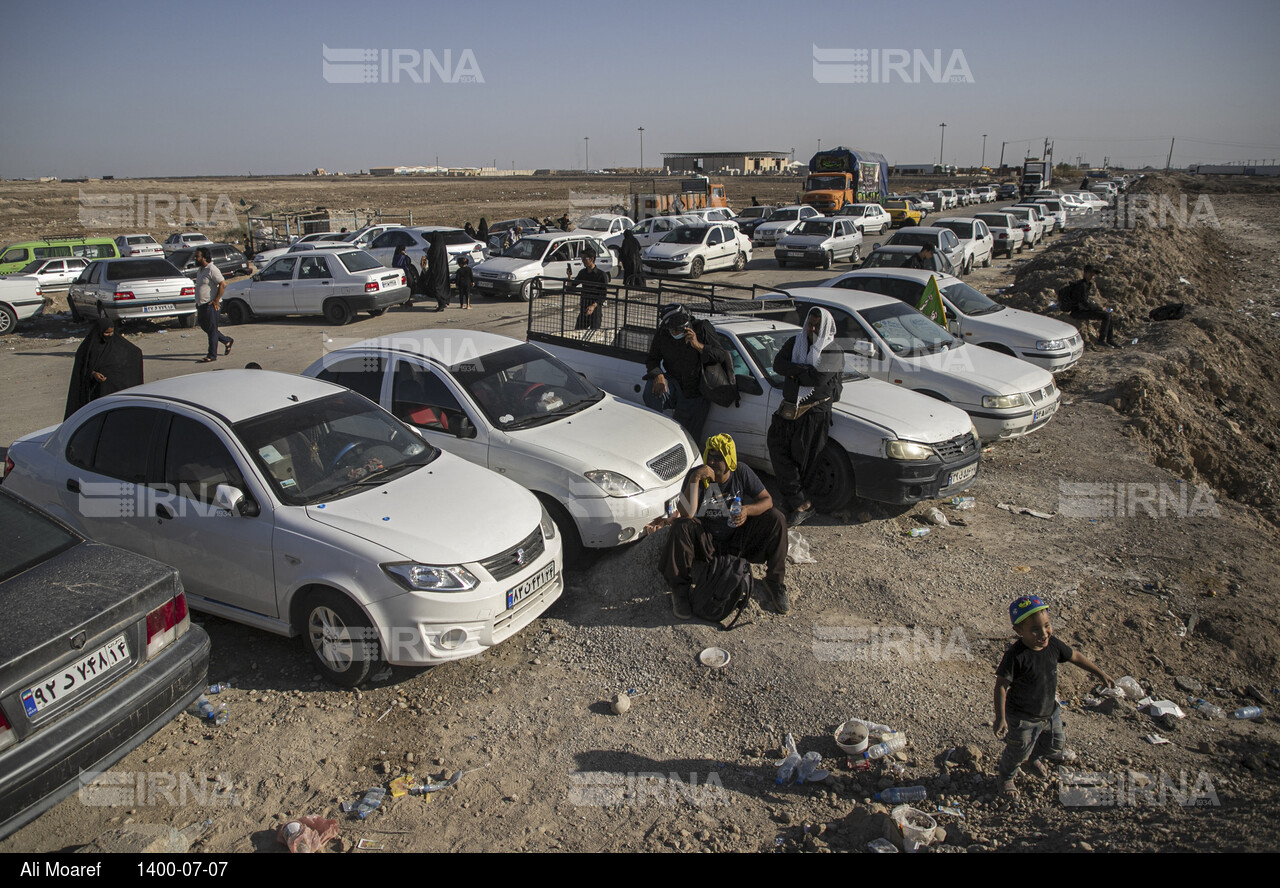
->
[[3, 0, 1279, 177]]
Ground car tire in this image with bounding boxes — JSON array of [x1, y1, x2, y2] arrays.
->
[[983, 252, 992, 268], [0, 304, 16, 335], [537, 494, 583, 567], [689, 257, 704, 279], [806, 441, 854, 514], [67, 299, 83, 323], [300, 588, 381, 688], [323, 298, 353, 325], [224, 300, 251, 326], [733, 251, 747, 272], [850, 245, 861, 265], [518, 278, 542, 302], [822, 250, 833, 270], [178, 312, 197, 329]]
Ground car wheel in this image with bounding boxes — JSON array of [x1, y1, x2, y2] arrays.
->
[[178, 312, 197, 329], [806, 441, 854, 513], [850, 245, 861, 265], [689, 257, 704, 279], [224, 300, 250, 325], [67, 299, 84, 323], [821, 250, 833, 270], [300, 588, 380, 688], [733, 251, 747, 272], [537, 494, 583, 567], [323, 298, 354, 325], [962, 258, 972, 276], [518, 278, 541, 302], [0, 305, 16, 335], [983, 252, 992, 268]]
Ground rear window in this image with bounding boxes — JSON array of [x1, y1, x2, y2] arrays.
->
[[0, 493, 80, 582], [887, 232, 934, 248], [338, 251, 381, 272], [436, 231, 476, 246], [937, 221, 973, 238], [127, 236, 156, 245], [106, 259, 181, 281]]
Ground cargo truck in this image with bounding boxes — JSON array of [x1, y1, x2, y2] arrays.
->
[[802, 147, 889, 213], [1021, 159, 1052, 197]]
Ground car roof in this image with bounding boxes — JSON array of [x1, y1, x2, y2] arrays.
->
[[111, 370, 346, 423], [787, 285, 897, 310], [835, 267, 962, 287], [331, 329, 523, 363], [892, 226, 948, 235]]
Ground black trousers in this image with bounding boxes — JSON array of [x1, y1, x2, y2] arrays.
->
[[767, 408, 830, 511], [659, 511, 787, 588], [1071, 308, 1114, 343]]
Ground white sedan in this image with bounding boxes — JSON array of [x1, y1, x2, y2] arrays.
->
[[605, 215, 697, 251], [836, 203, 892, 236], [222, 248, 409, 325], [161, 232, 212, 254], [775, 217, 864, 268], [304, 331, 697, 561], [3, 371, 563, 686], [642, 223, 752, 277], [932, 217, 995, 273], [3, 257, 88, 289], [751, 205, 820, 246], [252, 240, 350, 271], [366, 226, 488, 278]]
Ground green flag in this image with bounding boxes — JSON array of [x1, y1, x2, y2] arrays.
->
[[916, 274, 947, 326]]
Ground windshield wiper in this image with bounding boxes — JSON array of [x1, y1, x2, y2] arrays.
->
[[504, 414, 566, 430]]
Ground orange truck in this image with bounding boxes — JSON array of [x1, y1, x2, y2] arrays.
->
[[629, 176, 728, 220], [801, 147, 889, 213]]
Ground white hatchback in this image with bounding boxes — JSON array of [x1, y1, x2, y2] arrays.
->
[[642, 223, 752, 278], [751, 205, 820, 246], [222, 248, 409, 326], [775, 217, 864, 268], [2, 371, 563, 686]]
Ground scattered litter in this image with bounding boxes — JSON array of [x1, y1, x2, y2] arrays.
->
[[908, 527, 930, 538], [786, 528, 816, 563], [355, 838, 385, 851], [867, 837, 899, 853], [1136, 696, 1154, 709], [997, 502, 1056, 519], [921, 507, 949, 527], [1013, 565, 1032, 573], [936, 806, 964, 818], [1231, 706, 1264, 720], [410, 770, 464, 794], [277, 815, 339, 853], [949, 496, 975, 511], [834, 720, 870, 754], [1115, 676, 1144, 700], [796, 750, 830, 784], [891, 805, 937, 852], [376, 706, 395, 723], [698, 647, 730, 668], [388, 776, 419, 798], [1144, 734, 1171, 745], [354, 787, 385, 820], [1145, 700, 1185, 719]]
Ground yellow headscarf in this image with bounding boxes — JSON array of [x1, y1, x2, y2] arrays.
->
[[701, 434, 737, 486]]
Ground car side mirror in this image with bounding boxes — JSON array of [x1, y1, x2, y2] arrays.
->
[[453, 415, 478, 439], [947, 321, 962, 336], [214, 484, 258, 517], [850, 340, 876, 359], [872, 243, 881, 250], [735, 374, 763, 397]]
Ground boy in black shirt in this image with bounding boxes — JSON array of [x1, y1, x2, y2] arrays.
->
[[994, 596, 1113, 796], [455, 255, 474, 309]]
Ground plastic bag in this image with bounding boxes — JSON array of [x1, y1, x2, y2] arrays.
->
[[786, 529, 816, 564], [277, 815, 339, 853]]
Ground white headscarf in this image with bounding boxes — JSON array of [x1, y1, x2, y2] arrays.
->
[[792, 307, 836, 403]]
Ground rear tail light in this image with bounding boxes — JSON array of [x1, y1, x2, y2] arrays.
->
[[0, 709, 14, 751], [181, 286, 195, 297], [3, 455, 13, 478], [145, 592, 190, 659], [114, 290, 135, 300], [365, 281, 379, 292]]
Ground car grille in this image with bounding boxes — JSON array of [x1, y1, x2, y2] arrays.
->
[[932, 432, 977, 462], [1026, 382, 1057, 406], [480, 527, 545, 582], [647, 444, 688, 482]]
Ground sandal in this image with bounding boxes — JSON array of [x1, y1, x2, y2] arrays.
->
[[1000, 778, 1019, 797], [1026, 759, 1051, 780], [224, 338, 234, 356], [197, 357, 216, 363]]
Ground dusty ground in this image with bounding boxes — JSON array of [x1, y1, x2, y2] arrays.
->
[[1, 175, 1277, 854]]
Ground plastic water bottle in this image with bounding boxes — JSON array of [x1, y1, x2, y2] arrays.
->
[[908, 527, 930, 538], [874, 786, 928, 804], [207, 682, 231, 695], [195, 695, 228, 727], [1232, 706, 1263, 720], [795, 751, 822, 785], [728, 496, 742, 523], [1189, 698, 1225, 719], [864, 735, 907, 760], [949, 496, 974, 507], [775, 752, 801, 785], [355, 787, 386, 819]]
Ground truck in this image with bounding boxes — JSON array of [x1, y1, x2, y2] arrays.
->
[[527, 279, 982, 513], [1021, 159, 1052, 197], [628, 176, 728, 221], [802, 148, 890, 213]]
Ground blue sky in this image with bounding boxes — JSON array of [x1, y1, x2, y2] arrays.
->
[[3, 0, 1278, 177]]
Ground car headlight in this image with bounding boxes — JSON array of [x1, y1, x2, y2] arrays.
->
[[383, 563, 480, 592], [539, 502, 557, 540], [496, 272, 515, 281], [1036, 339, 1067, 351], [982, 393, 1027, 409], [670, 253, 688, 262], [886, 440, 934, 461], [585, 470, 643, 497]]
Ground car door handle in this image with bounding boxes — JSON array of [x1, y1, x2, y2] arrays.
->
[[156, 503, 174, 520], [66, 478, 80, 493]]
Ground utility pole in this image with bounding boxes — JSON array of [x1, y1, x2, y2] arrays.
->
[[981, 134, 987, 168], [584, 136, 589, 173], [999, 141, 1007, 169], [1166, 137, 1175, 171], [638, 127, 644, 171], [938, 123, 947, 166]]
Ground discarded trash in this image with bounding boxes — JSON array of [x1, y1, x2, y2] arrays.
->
[[376, 706, 395, 723], [354, 787, 385, 820], [1115, 676, 1144, 700], [921, 507, 949, 527], [1231, 706, 1264, 720], [775, 751, 801, 785], [786, 528, 816, 563], [207, 682, 231, 695], [389, 776, 419, 799], [1145, 700, 1185, 719], [834, 720, 870, 755], [1189, 698, 1225, 718], [1013, 565, 1032, 573], [867, 837, 898, 853], [698, 647, 731, 668], [194, 695, 228, 727], [1136, 696, 1154, 709], [1144, 734, 1171, 745], [876, 786, 927, 804], [356, 838, 385, 851], [795, 750, 830, 784], [997, 502, 1056, 519], [950, 496, 975, 511], [610, 693, 631, 715], [277, 815, 339, 853], [891, 805, 937, 852], [1083, 695, 1103, 707], [864, 735, 907, 761], [410, 770, 463, 794], [936, 805, 964, 818], [908, 527, 930, 538]]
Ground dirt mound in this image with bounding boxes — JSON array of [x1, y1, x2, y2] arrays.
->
[[1001, 176, 1280, 524]]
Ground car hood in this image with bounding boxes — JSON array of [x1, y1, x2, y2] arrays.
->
[[303, 452, 540, 564], [755, 220, 798, 235], [778, 234, 835, 248], [902, 344, 1053, 396], [644, 242, 703, 259], [473, 256, 540, 276], [501, 397, 690, 490], [835, 377, 973, 442], [975, 307, 1079, 342]]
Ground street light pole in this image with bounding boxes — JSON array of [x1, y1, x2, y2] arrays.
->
[[938, 123, 947, 167], [982, 134, 988, 169], [638, 127, 644, 171], [584, 137, 589, 173]]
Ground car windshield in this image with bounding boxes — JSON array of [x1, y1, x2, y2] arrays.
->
[[861, 250, 911, 269], [0, 492, 80, 582], [807, 176, 847, 191], [169, 250, 195, 267], [660, 227, 710, 245], [942, 281, 1004, 316], [338, 251, 381, 272], [449, 343, 604, 430], [937, 221, 973, 238], [795, 220, 835, 237], [884, 201, 907, 210], [770, 209, 800, 222], [576, 217, 613, 231], [739, 207, 770, 219], [859, 302, 957, 357], [234, 391, 437, 506], [502, 239, 548, 260], [106, 259, 181, 280]]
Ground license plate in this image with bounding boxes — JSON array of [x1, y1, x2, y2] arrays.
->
[[476, 280, 494, 289], [141, 303, 175, 313], [788, 251, 805, 257], [21, 634, 130, 717], [947, 464, 978, 487], [1033, 401, 1059, 423], [506, 563, 556, 610]]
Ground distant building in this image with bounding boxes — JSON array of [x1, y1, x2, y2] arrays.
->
[[661, 151, 790, 174], [1188, 164, 1280, 177]]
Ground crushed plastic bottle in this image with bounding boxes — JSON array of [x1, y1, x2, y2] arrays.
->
[[1231, 706, 1263, 720], [775, 752, 801, 785], [908, 527, 930, 538], [1189, 698, 1225, 719], [795, 751, 829, 785], [195, 695, 228, 727], [949, 496, 975, 507], [864, 735, 907, 761], [875, 786, 928, 804], [355, 786, 386, 819], [207, 682, 231, 695]]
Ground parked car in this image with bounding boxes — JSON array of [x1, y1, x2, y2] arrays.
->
[[366, 226, 487, 279], [251, 240, 350, 272], [1031, 199, 1069, 232], [784, 287, 1062, 440], [66, 258, 196, 327], [3, 257, 88, 290], [0, 488, 210, 841], [0, 276, 44, 334], [114, 234, 164, 257], [1003, 206, 1045, 246], [909, 193, 937, 214], [167, 244, 248, 280], [973, 212, 1026, 257], [680, 208, 736, 224], [1014, 203, 1057, 236], [574, 214, 636, 242], [222, 249, 408, 326], [931, 217, 995, 273], [884, 199, 925, 228], [820, 268, 1084, 372], [751, 205, 820, 246], [472, 231, 616, 300], [938, 189, 960, 209], [605, 215, 697, 251], [774, 217, 863, 268], [1067, 191, 1108, 210], [304, 331, 698, 561], [731, 205, 777, 237], [978, 187, 997, 203], [996, 184, 1020, 200], [0, 238, 119, 275], [2, 371, 564, 685], [642, 223, 752, 278], [161, 232, 212, 255], [486, 218, 542, 253], [342, 224, 406, 251], [835, 203, 892, 236], [883, 227, 966, 275], [859, 245, 956, 276]]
